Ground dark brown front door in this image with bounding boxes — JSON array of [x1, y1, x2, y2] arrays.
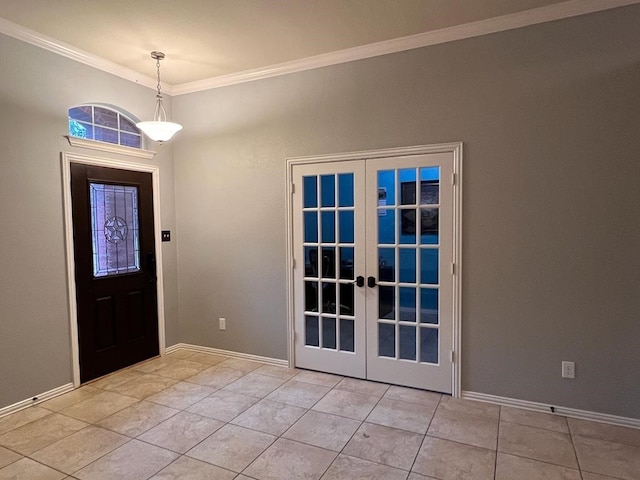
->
[[71, 163, 159, 383]]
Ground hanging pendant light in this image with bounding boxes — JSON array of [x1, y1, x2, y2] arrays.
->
[[136, 51, 183, 142]]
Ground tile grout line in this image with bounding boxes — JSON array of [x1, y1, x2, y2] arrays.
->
[[408, 391, 443, 476], [233, 372, 344, 479], [174, 363, 314, 477], [317, 377, 388, 479], [566, 419, 585, 480], [498, 411, 601, 477], [4, 351, 636, 480], [80, 358, 272, 479]]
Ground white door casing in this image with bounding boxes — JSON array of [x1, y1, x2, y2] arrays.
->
[[61, 151, 166, 387], [287, 143, 462, 396]]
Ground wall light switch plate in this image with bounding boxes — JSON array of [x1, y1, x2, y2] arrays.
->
[[562, 361, 575, 379]]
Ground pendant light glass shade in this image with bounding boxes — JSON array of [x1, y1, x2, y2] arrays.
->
[[136, 51, 183, 142], [137, 120, 183, 142]]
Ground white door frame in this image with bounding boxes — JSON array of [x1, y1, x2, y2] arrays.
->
[[286, 142, 463, 397], [61, 151, 166, 387]]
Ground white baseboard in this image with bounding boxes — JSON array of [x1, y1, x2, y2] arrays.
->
[[166, 343, 289, 367], [462, 390, 640, 429], [0, 383, 75, 419]]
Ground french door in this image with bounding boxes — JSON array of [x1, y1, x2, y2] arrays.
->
[[291, 146, 460, 394]]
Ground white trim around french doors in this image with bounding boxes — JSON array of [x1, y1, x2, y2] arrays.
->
[[286, 143, 463, 397], [61, 152, 166, 387]]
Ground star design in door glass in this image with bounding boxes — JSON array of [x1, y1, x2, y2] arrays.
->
[[104, 216, 128, 244]]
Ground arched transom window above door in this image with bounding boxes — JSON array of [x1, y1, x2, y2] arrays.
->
[[68, 104, 142, 149]]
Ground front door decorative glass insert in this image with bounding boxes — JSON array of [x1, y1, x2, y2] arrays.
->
[[89, 183, 140, 277]]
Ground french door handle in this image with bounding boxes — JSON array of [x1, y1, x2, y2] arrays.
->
[[354, 276, 365, 288], [367, 276, 377, 288]]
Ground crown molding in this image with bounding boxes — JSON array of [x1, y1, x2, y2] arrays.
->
[[0, 17, 170, 94], [2, 0, 639, 97], [172, 0, 640, 95]]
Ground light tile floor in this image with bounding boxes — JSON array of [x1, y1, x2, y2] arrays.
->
[[1, 350, 639, 480]]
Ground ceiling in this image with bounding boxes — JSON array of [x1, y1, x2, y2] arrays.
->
[[0, 0, 634, 89]]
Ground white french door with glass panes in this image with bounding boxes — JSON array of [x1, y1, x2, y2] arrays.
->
[[292, 160, 367, 378], [290, 145, 460, 394]]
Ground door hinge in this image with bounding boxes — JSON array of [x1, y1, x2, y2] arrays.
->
[[451, 173, 456, 185], [451, 351, 455, 363], [450, 262, 455, 275], [292, 258, 296, 269], [291, 183, 295, 194]]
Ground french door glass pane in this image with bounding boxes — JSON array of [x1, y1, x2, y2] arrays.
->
[[305, 316, 319, 347], [321, 175, 335, 207], [420, 167, 440, 204], [399, 287, 416, 322], [399, 209, 417, 244], [321, 283, 336, 314], [339, 211, 354, 243], [303, 176, 318, 208], [339, 247, 354, 280], [340, 319, 355, 352], [322, 317, 337, 349], [377, 165, 441, 364], [420, 208, 439, 244], [304, 247, 318, 277], [304, 212, 318, 242], [378, 210, 395, 244], [420, 288, 438, 324], [398, 248, 416, 283], [302, 171, 357, 356], [379, 285, 394, 320], [339, 283, 354, 315], [420, 327, 438, 363], [305, 282, 318, 311], [377, 170, 395, 206], [379, 323, 395, 357], [420, 249, 439, 285], [399, 168, 417, 205], [399, 325, 416, 360], [378, 248, 395, 281], [338, 173, 354, 207], [321, 247, 335, 278], [321, 211, 335, 243]]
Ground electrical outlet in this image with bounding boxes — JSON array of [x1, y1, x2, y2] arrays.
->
[[219, 318, 226, 330], [562, 361, 575, 379]]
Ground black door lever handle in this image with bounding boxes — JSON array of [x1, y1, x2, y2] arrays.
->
[[147, 252, 157, 284], [367, 276, 376, 288], [354, 276, 365, 287]]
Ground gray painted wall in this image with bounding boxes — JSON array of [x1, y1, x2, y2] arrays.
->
[[0, 35, 179, 408], [173, 6, 640, 418], [1, 5, 638, 420]]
